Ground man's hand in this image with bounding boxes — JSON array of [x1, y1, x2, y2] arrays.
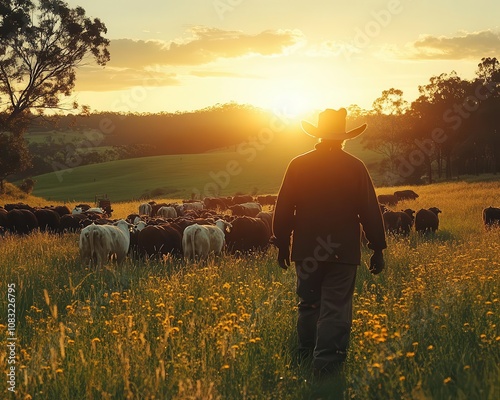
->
[[369, 250, 385, 275], [278, 247, 291, 270]]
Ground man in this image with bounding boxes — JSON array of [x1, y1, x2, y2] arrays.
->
[[272, 108, 387, 377]]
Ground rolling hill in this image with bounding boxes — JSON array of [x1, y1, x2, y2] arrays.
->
[[28, 132, 383, 202]]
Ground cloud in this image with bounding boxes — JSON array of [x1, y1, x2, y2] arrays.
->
[[107, 26, 305, 68], [189, 70, 261, 79], [75, 66, 179, 91], [402, 30, 500, 60]]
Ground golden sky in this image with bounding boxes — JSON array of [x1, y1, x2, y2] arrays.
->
[[68, 0, 500, 115]]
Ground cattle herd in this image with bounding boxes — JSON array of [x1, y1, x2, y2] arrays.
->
[[1, 190, 499, 268]]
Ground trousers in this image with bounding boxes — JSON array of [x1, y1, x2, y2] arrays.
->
[[295, 261, 358, 371]]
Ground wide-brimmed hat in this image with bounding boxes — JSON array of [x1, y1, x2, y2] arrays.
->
[[301, 108, 367, 140]]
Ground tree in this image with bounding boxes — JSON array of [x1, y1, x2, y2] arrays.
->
[[413, 72, 470, 179], [19, 177, 36, 193], [0, 132, 30, 191], [0, 0, 109, 189], [362, 89, 410, 184], [476, 57, 500, 84]]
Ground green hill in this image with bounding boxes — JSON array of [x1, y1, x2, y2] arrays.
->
[[29, 133, 383, 202]]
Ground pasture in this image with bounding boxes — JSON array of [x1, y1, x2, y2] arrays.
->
[[0, 180, 499, 399], [28, 134, 382, 203]]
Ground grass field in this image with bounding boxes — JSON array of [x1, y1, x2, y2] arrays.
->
[[0, 179, 499, 399], [28, 133, 383, 203]]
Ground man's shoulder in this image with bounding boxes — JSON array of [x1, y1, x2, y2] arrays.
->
[[290, 148, 367, 167]]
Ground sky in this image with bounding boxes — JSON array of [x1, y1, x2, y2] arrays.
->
[[66, 0, 500, 116]]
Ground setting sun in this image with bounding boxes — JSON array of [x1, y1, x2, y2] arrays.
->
[[268, 91, 315, 119]]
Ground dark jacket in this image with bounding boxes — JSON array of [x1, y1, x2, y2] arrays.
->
[[272, 142, 387, 265]]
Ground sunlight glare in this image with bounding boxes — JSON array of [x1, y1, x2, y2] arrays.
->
[[269, 92, 314, 120]]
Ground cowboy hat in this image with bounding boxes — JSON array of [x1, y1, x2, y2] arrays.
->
[[301, 108, 367, 140]]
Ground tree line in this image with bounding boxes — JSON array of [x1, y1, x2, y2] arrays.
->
[[353, 57, 500, 185]]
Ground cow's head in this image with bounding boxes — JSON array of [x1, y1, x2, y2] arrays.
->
[[429, 207, 442, 215]]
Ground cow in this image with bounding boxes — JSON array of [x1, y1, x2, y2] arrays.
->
[[4, 203, 35, 212], [0, 208, 8, 230], [203, 197, 228, 211], [139, 202, 153, 216], [377, 194, 398, 206], [482, 206, 500, 228], [51, 205, 71, 217], [58, 214, 88, 233], [229, 202, 262, 217], [79, 219, 131, 268], [256, 195, 278, 206], [256, 211, 273, 233], [394, 190, 419, 201], [156, 206, 177, 218], [181, 201, 204, 213], [149, 202, 168, 216], [6, 209, 39, 234], [182, 219, 231, 261], [126, 213, 142, 224], [415, 207, 442, 233], [72, 204, 91, 213], [383, 210, 413, 236], [232, 195, 254, 205], [86, 207, 106, 214], [34, 208, 61, 233], [128, 221, 148, 256], [137, 224, 183, 258], [225, 216, 271, 253]]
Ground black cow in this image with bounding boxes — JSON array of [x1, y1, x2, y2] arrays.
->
[[137, 224, 183, 257], [58, 214, 88, 233], [482, 206, 500, 228], [232, 195, 254, 205], [0, 207, 8, 230], [34, 209, 61, 233], [225, 216, 271, 253], [51, 205, 72, 217], [203, 197, 228, 211], [415, 207, 441, 233], [4, 202, 35, 212], [256, 195, 278, 206], [383, 210, 414, 236], [394, 190, 419, 201], [229, 203, 262, 217], [377, 194, 398, 206], [6, 209, 39, 234]]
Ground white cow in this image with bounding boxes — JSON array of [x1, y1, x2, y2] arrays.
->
[[156, 206, 177, 218], [139, 202, 153, 216], [79, 219, 131, 268], [87, 207, 105, 214], [182, 201, 204, 212], [72, 206, 104, 215], [182, 219, 231, 261], [134, 220, 147, 231]]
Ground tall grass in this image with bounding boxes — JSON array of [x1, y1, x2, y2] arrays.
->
[[1, 180, 499, 399]]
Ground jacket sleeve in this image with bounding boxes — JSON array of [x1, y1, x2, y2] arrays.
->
[[272, 161, 296, 250], [358, 166, 387, 251]]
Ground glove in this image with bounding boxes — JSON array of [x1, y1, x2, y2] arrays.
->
[[369, 250, 385, 275], [278, 247, 291, 270]]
